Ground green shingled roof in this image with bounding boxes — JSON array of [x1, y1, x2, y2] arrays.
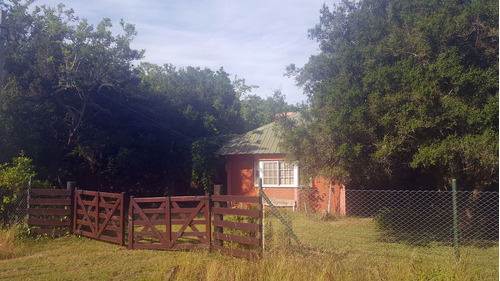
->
[[218, 113, 299, 155]]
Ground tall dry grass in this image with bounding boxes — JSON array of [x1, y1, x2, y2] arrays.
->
[[148, 245, 488, 281], [0, 225, 31, 259], [0, 226, 18, 258], [0, 220, 497, 281]]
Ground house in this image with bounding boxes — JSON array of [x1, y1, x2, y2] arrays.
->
[[218, 113, 345, 215]]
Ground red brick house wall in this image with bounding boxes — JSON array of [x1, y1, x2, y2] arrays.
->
[[223, 153, 345, 214]]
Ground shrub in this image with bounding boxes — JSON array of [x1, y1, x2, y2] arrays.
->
[[0, 153, 35, 225]]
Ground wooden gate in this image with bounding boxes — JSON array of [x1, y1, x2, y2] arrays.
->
[[27, 185, 263, 257], [128, 195, 210, 250], [73, 189, 125, 245]]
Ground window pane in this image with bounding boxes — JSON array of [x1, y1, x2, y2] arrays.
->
[[279, 161, 295, 185], [263, 162, 278, 185], [257, 161, 297, 187]]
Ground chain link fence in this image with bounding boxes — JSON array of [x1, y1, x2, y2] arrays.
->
[[9, 189, 28, 225], [345, 190, 498, 245], [261, 187, 499, 258], [8, 183, 499, 261]]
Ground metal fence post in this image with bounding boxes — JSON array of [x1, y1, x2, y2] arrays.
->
[[26, 176, 32, 222], [258, 180, 265, 253], [452, 179, 460, 259]]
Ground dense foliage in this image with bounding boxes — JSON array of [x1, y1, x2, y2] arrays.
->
[[281, 0, 498, 190], [0, 0, 295, 195], [240, 90, 300, 131], [0, 153, 33, 224]]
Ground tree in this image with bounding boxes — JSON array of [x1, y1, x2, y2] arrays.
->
[[0, 0, 308, 195], [240, 89, 300, 131], [137, 63, 245, 136], [282, 0, 498, 190], [1, 0, 143, 186], [190, 136, 234, 194], [4, 1, 143, 142], [136, 63, 249, 194]]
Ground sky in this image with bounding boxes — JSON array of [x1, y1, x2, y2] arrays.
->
[[27, 0, 333, 104]]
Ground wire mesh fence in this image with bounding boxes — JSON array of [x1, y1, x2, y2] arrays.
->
[[10, 189, 28, 225], [346, 190, 498, 245], [7, 182, 499, 263], [261, 187, 499, 259]]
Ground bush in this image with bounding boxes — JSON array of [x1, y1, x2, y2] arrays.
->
[[0, 153, 36, 225]]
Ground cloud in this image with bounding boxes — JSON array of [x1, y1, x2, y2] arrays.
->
[[29, 0, 329, 104]]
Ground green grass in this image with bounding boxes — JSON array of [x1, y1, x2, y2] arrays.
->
[[0, 215, 498, 281], [266, 211, 499, 280]]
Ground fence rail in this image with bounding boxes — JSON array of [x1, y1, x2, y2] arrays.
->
[[212, 194, 262, 259], [73, 189, 125, 246], [27, 188, 72, 236], [128, 195, 211, 250], [22, 187, 262, 258], [21, 184, 497, 262]]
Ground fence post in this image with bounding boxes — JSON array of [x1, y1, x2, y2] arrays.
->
[[213, 185, 223, 247], [73, 188, 79, 235], [95, 192, 100, 238], [66, 181, 76, 233], [205, 193, 211, 248], [166, 196, 171, 248], [258, 180, 264, 254], [452, 179, 460, 259], [27, 176, 31, 222], [128, 196, 134, 250], [120, 192, 125, 246]]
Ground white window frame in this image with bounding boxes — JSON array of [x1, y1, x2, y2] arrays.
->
[[254, 161, 299, 187]]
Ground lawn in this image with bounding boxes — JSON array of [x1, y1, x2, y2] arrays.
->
[[0, 214, 498, 281], [264, 211, 498, 280]]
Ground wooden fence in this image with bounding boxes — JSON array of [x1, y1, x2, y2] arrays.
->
[[170, 196, 211, 250], [73, 189, 125, 246], [211, 195, 263, 259], [128, 195, 210, 250], [26, 186, 262, 258], [27, 189, 72, 236]]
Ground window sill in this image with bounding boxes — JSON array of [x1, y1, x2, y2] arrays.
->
[[256, 185, 299, 188]]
